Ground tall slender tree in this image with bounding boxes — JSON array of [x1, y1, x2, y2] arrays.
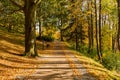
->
[[99, 0, 102, 61], [90, 0, 94, 49], [117, 0, 120, 51], [94, 0, 101, 60], [88, 0, 94, 53]]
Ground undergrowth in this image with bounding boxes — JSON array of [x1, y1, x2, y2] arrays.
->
[[69, 44, 120, 74]]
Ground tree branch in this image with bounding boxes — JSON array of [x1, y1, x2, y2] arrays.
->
[[10, 0, 23, 8], [35, 0, 42, 5], [9, 8, 23, 14]]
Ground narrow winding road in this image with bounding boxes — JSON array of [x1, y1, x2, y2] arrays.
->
[[16, 42, 96, 80]]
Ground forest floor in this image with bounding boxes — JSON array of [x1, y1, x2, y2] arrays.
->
[[0, 29, 120, 80]]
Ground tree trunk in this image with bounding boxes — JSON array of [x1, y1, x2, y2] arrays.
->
[[75, 17, 78, 50], [91, 12, 94, 49], [117, 0, 120, 51], [88, 23, 91, 53], [112, 36, 115, 52], [8, 24, 12, 32], [24, 1, 38, 57], [88, 1, 91, 54], [88, 0, 94, 54], [99, 0, 102, 61], [91, 0, 94, 49], [95, 0, 101, 60], [60, 18, 63, 41], [38, 3, 42, 38], [39, 19, 42, 38], [75, 29, 78, 50], [60, 30, 63, 41]]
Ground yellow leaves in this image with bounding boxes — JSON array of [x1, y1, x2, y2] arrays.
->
[[86, 11, 92, 15], [102, 53, 107, 57], [48, 29, 54, 34], [53, 31, 60, 39], [71, 23, 76, 32], [72, 8, 81, 15], [68, 0, 82, 14]]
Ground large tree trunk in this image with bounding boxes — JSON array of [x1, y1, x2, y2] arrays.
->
[[24, 1, 38, 57]]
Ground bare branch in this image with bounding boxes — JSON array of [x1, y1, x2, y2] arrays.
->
[[10, 0, 23, 8]]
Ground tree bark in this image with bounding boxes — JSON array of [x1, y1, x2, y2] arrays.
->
[[88, 0, 94, 53], [91, 0, 94, 49], [88, 22, 91, 53], [117, 0, 120, 51], [88, 1, 91, 54], [75, 29, 78, 50], [95, 0, 101, 60], [10, 0, 42, 57], [8, 24, 12, 32], [60, 30, 63, 41], [75, 17, 78, 50], [39, 19, 42, 38], [38, 3, 42, 38], [112, 36, 115, 52], [24, 0, 38, 57], [60, 18, 63, 41], [99, 0, 102, 61]]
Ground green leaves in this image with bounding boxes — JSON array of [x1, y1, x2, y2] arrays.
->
[[102, 0, 116, 14]]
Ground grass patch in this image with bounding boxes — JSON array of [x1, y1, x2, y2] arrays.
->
[[102, 52, 120, 71]]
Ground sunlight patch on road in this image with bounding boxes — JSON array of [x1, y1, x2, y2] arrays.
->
[[65, 53, 81, 78]]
